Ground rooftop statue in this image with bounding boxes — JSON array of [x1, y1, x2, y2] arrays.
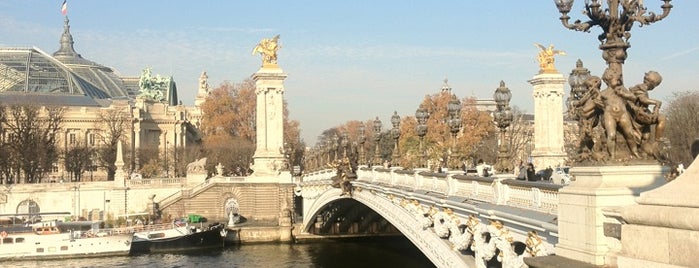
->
[[252, 34, 281, 66], [138, 67, 166, 102], [534, 43, 566, 74]]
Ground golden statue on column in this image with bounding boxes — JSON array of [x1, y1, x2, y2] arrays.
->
[[252, 34, 281, 67], [534, 43, 566, 74]]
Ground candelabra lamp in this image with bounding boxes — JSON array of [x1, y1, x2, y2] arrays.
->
[[390, 111, 401, 166], [373, 117, 382, 166], [415, 105, 429, 168], [493, 81, 513, 173], [447, 94, 462, 169], [358, 124, 366, 165]]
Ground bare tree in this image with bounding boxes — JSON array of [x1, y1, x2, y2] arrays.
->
[[64, 143, 92, 182], [4, 105, 64, 183], [94, 108, 130, 181], [664, 91, 699, 167], [502, 107, 534, 164], [0, 104, 10, 184]]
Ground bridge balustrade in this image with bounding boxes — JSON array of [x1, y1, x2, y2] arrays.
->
[[302, 170, 335, 182], [127, 177, 184, 186], [355, 167, 561, 215]]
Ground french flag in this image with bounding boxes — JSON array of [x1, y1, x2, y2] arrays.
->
[[61, 0, 67, 16]]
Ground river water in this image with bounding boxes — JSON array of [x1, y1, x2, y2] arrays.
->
[[11, 237, 436, 268]]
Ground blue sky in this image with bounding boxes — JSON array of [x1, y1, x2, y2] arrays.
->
[[1, 0, 697, 145]]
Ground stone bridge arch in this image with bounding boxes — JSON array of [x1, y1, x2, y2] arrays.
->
[[302, 187, 469, 267]]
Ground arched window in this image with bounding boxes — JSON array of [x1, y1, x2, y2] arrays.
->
[[16, 199, 40, 222]]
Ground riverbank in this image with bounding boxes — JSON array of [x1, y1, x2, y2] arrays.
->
[[224, 222, 404, 244]]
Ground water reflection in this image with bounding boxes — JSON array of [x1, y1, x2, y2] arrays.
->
[[11, 236, 435, 268]]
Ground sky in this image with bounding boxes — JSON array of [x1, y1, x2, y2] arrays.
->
[[1, 0, 697, 145]]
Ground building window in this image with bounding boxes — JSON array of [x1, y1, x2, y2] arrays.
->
[[69, 133, 76, 145], [88, 133, 96, 146]]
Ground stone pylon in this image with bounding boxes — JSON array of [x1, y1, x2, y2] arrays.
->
[[528, 72, 567, 170], [249, 64, 291, 182], [114, 140, 127, 186]]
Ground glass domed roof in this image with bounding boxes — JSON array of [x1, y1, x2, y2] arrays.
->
[[0, 17, 136, 106]]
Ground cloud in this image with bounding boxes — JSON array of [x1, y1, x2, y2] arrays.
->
[[660, 46, 699, 61]]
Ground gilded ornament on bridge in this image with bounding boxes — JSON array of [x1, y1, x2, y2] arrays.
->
[[252, 34, 281, 67], [534, 43, 566, 74], [525, 230, 547, 257], [328, 157, 355, 196]]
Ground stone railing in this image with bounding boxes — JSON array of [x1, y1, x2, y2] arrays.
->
[[356, 167, 562, 215], [127, 177, 184, 186], [302, 169, 336, 182], [157, 189, 184, 209]]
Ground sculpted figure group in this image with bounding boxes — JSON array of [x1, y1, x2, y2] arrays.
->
[[252, 34, 281, 66], [569, 68, 667, 162]]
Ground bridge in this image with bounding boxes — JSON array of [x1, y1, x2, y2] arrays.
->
[[298, 167, 561, 268]]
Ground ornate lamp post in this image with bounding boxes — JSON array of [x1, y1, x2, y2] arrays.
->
[[567, 60, 595, 154], [447, 94, 462, 169], [325, 138, 333, 165], [358, 124, 366, 165], [566, 59, 592, 118], [332, 134, 339, 162], [554, 0, 672, 161], [390, 111, 401, 166], [493, 81, 514, 173], [553, 0, 672, 86], [415, 105, 429, 168], [373, 117, 382, 166], [341, 131, 349, 158]]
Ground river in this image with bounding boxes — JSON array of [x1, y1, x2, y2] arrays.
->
[[11, 237, 436, 268]]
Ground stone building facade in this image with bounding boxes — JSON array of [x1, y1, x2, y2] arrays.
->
[[0, 17, 208, 181]]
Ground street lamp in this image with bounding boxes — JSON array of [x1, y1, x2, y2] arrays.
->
[[566, 59, 592, 119], [341, 131, 349, 158], [373, 117, 382, 166], [390, 111, 401, 166], [447, 94, 462, 169], [553, 0, 672, 89], [415, 105, 429, 168], [332, 134, 339, 162], [567, 60, 594, 153], [493, 81, 513, 173], [325, 137, 333, 165], [358, 124, 366, 165]]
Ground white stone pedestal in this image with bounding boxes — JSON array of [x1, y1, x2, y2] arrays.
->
[[528, 73, 567, 170], [556, 165, 667, 266], [615, 156, 699, 267]]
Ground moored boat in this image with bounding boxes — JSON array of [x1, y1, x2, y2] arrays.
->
[[0, 220, 133, 261], [130, 222, 225, 254]]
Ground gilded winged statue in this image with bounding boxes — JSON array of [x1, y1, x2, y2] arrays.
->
[[534, 43, 566, 74], [252, 34, 281, 66]]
